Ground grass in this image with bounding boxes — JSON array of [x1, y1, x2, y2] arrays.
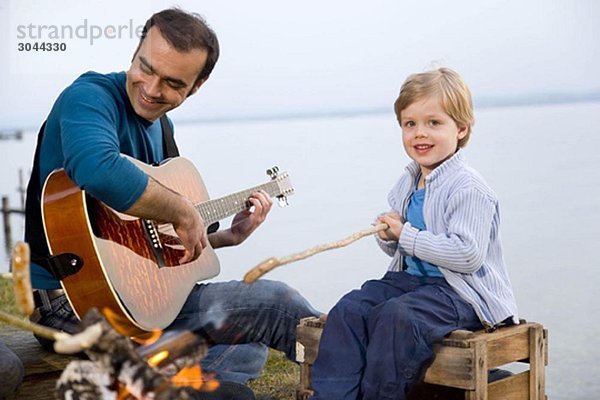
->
[[0, 278, 299, 399], [250, 349, 299, 400], [0, 276, 19, 317]]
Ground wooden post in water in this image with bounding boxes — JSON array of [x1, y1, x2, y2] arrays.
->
[[18, 168, 26, 209], [2, 196, 12, 260]]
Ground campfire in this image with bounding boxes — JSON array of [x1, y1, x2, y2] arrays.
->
[[55, 308, 221, 400], [1, 242, 221, 400]]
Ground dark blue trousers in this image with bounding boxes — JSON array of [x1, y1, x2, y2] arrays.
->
[[311, 271, 482, 400]]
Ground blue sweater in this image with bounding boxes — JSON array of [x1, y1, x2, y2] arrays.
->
[[376, 150, 518, 326], [31, 71, 166, 288]]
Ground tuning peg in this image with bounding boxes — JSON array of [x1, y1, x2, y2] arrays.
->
[[266, 166, 280, 179], [277, 195, 289, 207]]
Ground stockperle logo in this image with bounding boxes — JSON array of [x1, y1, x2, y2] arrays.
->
[[16, 19, 145, 46]]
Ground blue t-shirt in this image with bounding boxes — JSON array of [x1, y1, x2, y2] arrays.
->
[[30, 71, 166, 288], [403, 187, 444, 277]]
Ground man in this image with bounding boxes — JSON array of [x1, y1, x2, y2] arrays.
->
[[24, 8, 319, 396]]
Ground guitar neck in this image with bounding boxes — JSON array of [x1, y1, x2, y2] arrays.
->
[[195, 180, 281, 225]]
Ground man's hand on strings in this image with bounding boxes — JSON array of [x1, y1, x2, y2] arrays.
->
[[229, 190, 272, 244], [175, 198, 208, 264], [208, 190, 272, 248]]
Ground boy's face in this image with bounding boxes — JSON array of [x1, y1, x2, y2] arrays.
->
[[126, 26, 208, 122], [400, 95, 467, 177]]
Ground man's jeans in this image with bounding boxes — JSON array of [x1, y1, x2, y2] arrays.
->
[[310, 271, 482, 400], [35, 279, 319, 383]]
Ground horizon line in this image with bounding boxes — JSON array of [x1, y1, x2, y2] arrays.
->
[[175, 91, 600, 126], [2, 91, 599, 132]]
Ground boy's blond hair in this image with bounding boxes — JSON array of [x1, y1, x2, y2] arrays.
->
[[394, 68, 474, 148]]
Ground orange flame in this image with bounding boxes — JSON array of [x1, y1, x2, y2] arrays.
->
[[132, 329, 162, 345], [102, 307, 161, 343], [117, 386, 132, 400], [201, 379, 220, 392], [102, 312, 219, 398], [102, 307, 130, 328], [147, 350, 170, 367], [115, 362, 220, 398], [171, 365, 220, 392], [171, 365, 203, 390]]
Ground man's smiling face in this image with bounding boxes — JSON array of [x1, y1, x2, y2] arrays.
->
[[126, 26, 208, 122]]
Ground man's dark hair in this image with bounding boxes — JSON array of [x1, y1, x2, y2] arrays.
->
[[134, 8, 220, 88]]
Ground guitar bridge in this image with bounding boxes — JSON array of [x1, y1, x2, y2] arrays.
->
[[142, 219, 166, 268]]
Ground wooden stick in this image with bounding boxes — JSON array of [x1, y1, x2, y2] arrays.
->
[[0, 241, 72, 345], [0, 309, 104, 354], [243, 223, 389, 283], [0, 310, 70, 341], [11, 241, 34, 316]]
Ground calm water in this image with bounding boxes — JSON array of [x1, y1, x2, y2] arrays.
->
[[1, 102, 599, 399]]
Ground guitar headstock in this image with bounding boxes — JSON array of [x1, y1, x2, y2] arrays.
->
[[266, 166, 294, 207]]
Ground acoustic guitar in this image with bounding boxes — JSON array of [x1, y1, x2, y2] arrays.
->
[[41, 155, 293, 337]]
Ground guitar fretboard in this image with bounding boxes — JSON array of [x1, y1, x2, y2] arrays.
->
[[195, 180, 282, 225]]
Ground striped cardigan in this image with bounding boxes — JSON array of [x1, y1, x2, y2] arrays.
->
[[376, 150, 518, 326]]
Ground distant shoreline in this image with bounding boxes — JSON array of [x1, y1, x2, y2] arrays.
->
[[2, 92, 599, 132]]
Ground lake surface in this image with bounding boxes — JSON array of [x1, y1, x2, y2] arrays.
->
[[1, 102, 599, 399]]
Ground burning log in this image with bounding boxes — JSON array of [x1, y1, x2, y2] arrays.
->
[[55, 308, 223, 400], [243, 223, 389, 283]]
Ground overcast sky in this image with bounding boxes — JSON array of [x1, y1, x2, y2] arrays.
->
[[1, 0, 598, 129]]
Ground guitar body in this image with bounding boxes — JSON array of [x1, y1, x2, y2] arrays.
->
[[41, 157, 220, 337]]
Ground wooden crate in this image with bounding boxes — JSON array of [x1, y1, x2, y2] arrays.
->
[[295, 317, 548, 400]]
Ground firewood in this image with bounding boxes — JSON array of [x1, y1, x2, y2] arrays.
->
[[56, 309, 217, 400]]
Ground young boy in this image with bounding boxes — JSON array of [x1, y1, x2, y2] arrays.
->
[[310, 68, 518, 400]]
